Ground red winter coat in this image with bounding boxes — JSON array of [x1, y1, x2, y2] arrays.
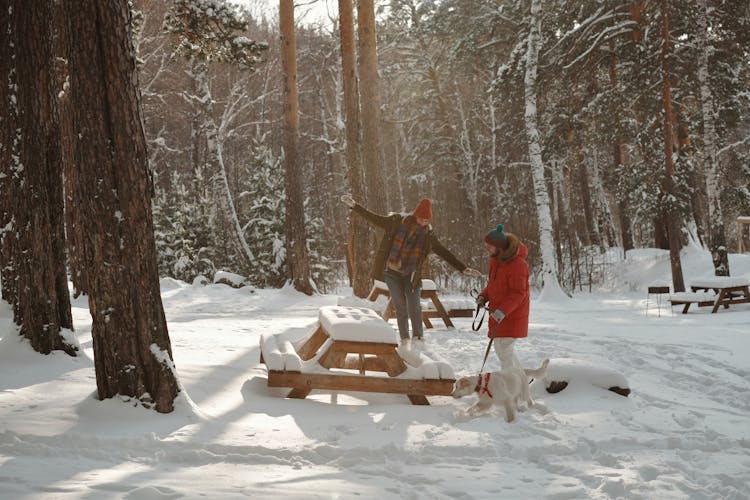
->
[[480, 235, 530, 339]]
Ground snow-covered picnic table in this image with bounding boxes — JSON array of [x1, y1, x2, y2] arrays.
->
[[670, 276, 750, 314], [260, 306, 455, 405]]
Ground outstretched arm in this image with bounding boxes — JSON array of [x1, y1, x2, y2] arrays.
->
[[431, 235, 474, 273], [341, 194, 392, 229]]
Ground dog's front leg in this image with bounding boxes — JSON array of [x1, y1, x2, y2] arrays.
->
[[468, 399, 492, 417], [503, 401, 516, 422]]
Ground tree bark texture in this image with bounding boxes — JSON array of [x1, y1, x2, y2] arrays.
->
[[659, 0, 685, 292], [53, 5, 88, 298], [607, 44, 633, 252], [357, 0, 387, 215], [0, 1, 76, 356], [697, 0, 729, 276], [280, 0, 314, 295], [64, 0, 179, 412], [338, 0, 370, 298], [524, 0, 563, 297]]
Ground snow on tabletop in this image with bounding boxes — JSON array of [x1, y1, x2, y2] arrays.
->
[[737, 215, 750, 222], [420, 279, 437, 291], [689, 276, 750, 288], [669, 291, 716, 302], [427, 298, 474, 310], [318, 306, 398, 344], [544, 358, 629, 390]]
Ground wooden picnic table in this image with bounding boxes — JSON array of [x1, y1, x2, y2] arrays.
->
[[262, 306, 455, 405], [683, 277, 750, 313], [368, 279, 474, 329]]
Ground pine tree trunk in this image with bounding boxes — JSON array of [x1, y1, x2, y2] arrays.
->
[[53, 5, 87, 298], [524, 0, 565, 300], [338, 0, 370, 298], [0, 1, 76, 356], [659, 0, 686, 292], [0, 3, 19, 311], [357, 0, 387, 215], [697, 0, 729, 276], [280, 0, 314, 295], [64, 0, 179, 412]]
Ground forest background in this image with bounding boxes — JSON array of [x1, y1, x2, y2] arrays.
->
[[136, 0, 750, 296]]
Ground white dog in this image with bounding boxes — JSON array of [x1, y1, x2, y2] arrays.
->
[[452, 359, 550, 422]]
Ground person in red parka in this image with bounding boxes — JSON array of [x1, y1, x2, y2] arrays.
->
[[476, 224, 530, 370]]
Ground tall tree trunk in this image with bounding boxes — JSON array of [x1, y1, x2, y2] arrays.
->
[[338, 0, 370, 297], [659, 0, 686, 292], [54, 5, 87, 298], [524, 0, 565, 300], [191, 58, 255, 270], [697, 0, 729, 276], [64, 0, 179, 412], [608, 41, 634, 252], [0, 1, 76, 356], [0, 3, 19, 311], [357, 0, 387, 215], [280, 0, 314, 295]]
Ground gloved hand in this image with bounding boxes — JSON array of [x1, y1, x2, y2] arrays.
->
[[491, 309, 505, 322], [476, 295, 487, 308], [340, 194, 355, 208], [462, 267, 481, 277]]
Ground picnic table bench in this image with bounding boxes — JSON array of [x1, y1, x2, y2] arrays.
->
[[367, 279, 474, 329], [260, 306, 455, 405], [669, 277, 750, 314]]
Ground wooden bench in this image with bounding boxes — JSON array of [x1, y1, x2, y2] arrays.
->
[[669, 292, 717, 314], [367, 279, 473, 329], [669, 277, 750, 314], [260, 306, 455, 405]]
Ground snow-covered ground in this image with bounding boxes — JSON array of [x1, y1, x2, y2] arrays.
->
[[1, 247, 749, 499]]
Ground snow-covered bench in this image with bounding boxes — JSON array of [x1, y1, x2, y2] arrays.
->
[[669, 291, 718, 314], [260, 306, 455, 405]]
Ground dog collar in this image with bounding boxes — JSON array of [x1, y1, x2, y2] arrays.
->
[[475, 373, 493, 399]]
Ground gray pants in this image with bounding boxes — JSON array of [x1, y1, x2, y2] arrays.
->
[[384, 269, 423, 340]]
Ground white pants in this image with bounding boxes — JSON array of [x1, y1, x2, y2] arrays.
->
[[494, 338, 522, 370]]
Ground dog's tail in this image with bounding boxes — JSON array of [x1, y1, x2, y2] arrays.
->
[[525, 358, 549, 379]]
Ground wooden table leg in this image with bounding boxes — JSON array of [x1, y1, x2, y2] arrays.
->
[[287, 388, 312, 399], [426, 291, 454, 328], [297, 324, 329, 360], [711, 291, 727, 314], [378, 352, 407, 376], [407, 395, 430, 405]]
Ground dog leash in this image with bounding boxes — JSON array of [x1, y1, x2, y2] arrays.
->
[[470, 289, 485, 332], [478, 319, 503, 373], [470, 288, 499, 373]]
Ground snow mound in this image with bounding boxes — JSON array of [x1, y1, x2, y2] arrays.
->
[[213, 271, 253, 290], [543, 358, 629, 392]]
